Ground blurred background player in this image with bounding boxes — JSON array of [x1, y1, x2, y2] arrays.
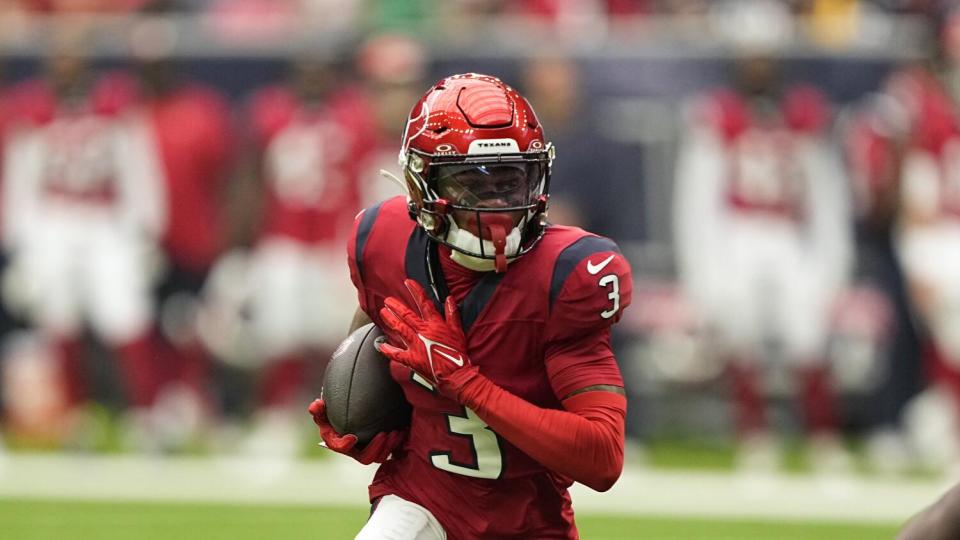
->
[[236, 55, 367, 455], [1, 30, 167, 448], [517, 54, 643, 242], [518, 55, 591, 228], [842, 88, 924, 473], [0, 51, 34, 449], [673, 0, 854, 470], [882, 9, 960, 470], [350, 32, 428, 208], [127, 12, 235, 450]]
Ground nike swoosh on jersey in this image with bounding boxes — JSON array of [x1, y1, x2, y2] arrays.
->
[[586, 254, 616, 275]]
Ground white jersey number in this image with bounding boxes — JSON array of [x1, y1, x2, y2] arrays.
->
[[266, 121, 346, 208], [599, 274, 621, 319], [430, 407, 504, 479]]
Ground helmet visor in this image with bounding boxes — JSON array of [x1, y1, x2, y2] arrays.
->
[[434, 162, 543, 209]]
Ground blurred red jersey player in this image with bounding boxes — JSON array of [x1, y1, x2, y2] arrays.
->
[[244, 58, 368, 419], [886, 34, 960, 406], [128, 17, 235, 433], [348, 33, 429, 208], [309, 73, 633, 539]]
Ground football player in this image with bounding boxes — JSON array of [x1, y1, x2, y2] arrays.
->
[[127, 22, 235, 445], [2, 41, 166, 433], [350, 32, 427, 209], [842, 92, 924, 471], [673, 44, 852, 463], [241, 57, 366, 440], [887, 45, 960, 414], [308, 73, 632, 538]]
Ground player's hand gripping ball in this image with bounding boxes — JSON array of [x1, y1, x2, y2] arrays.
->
[[379, 280, 478, 398], [312, 323, 410, 464]]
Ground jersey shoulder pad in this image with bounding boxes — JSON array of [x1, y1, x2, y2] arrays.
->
[[9, 79, 56, 125], [782, 85, 830, 134], [693, 88, 749, 141], [349, 196, 412, 284], [175, 84, 232, 124], [91, 71, 139, 116], [248, 86, 297, 146], [546, 229, 633, 339], [910, 81, 957, 154], [175, 86, 234, 161]]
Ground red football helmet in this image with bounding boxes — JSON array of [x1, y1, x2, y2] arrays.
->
[[399, 73, 554, 272]]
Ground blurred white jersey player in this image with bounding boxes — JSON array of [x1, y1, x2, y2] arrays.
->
[[674, 11, 852, 447], [2, 50, 165, 420], [889, 63, 960, 374], [884, 36, 960, 470], [242, 59, 366, 424]]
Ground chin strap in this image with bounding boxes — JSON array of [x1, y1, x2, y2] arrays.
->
[[489, 225, 508, 273]]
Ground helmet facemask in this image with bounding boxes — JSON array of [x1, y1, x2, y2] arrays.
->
[[404, 146, 553, 272]]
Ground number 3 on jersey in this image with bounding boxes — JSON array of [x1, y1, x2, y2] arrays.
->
[[430, 407, 504, 479], [599, 274, 620, 319]]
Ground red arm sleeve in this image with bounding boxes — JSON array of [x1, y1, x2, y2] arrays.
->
[[446, 368, 626, 492]]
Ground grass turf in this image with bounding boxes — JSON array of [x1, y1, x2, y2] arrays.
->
[[0, 499, 900, 539]]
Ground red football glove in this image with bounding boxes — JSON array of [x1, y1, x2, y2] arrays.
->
[[379, 279, 477, 398], [307, 398, 405, 465]]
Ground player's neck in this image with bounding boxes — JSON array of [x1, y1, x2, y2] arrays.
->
[[438, 245, 485, 303]]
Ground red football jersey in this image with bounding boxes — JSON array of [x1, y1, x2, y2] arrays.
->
[[248, 86, 366, 244], [148, 84, 233, 272], [348, 196, 632, 539]]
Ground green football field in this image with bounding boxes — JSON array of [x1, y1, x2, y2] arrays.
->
[[0, 499, 900, 539]]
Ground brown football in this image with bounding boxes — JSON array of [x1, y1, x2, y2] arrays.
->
[[321, 323, 411, 446]]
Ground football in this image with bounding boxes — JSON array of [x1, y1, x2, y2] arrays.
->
[[321, 323, 411, 446]]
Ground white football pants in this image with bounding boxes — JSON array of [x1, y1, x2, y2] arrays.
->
[[355, 494, 446, 540]]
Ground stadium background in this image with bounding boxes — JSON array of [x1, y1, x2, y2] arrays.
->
[[0, 1, 955, 538]]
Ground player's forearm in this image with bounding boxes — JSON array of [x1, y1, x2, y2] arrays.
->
[[446, 368, 626, 492]]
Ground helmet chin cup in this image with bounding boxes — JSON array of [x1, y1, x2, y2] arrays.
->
[[488, 224, 508, 273]]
